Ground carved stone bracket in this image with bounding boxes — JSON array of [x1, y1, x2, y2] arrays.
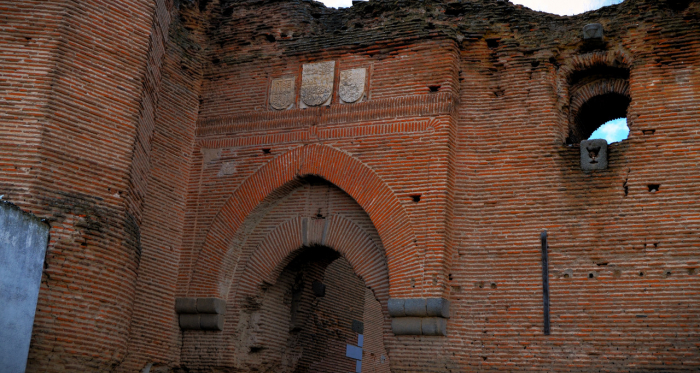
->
[[388, 298, 450, 336], [580, 139, 608, 170], [175, 297, 226, 331]]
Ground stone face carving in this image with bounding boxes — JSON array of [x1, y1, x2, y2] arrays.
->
[[339, 68, 366, 103], [583, 23, 604, 40], [580, 139, 608, 170], [269, 77, 295, 110], [300, 61, 335, 107]]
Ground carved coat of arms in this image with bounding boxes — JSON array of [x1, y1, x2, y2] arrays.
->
[[300, 61, 335, 107], [269, 77, 295, 110], [339, 68, 366, 103]]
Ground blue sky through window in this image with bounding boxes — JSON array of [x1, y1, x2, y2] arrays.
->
[[589, 118, 629, 143]]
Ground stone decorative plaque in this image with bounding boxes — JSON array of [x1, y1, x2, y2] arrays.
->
[[339, 68, 366, 103], [583, 23, 604, 40], [269, 77, 295, 110], [300, 61, 335, 107], [580, 139, 608, 170]]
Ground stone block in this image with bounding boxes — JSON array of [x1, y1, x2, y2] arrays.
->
[[200, 314, 225, 331], [404, 298, 427, 317], [583, 23, 604, 40], [196, 298, 226, 315], [426, 298, 450, 318], [387, 298, 405, 317], [421, 317, 447, 336], [179, 314, 200, 330], [580, 139, 608, 170], [391, 317, 423, 335], [175, 297, 198, 314]]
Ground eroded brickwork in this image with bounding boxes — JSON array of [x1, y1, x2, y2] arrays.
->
[[2, 0, 699, 371]]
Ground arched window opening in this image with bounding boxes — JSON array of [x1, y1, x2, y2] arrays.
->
[[573, 92, 630, 143], [567, 65, 631, 146]]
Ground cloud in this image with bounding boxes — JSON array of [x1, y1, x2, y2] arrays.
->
[[320, 0, 625, 13], [321, 0, 353, 8], [589, 118, 629, 143], [509, 0, 624, 15]]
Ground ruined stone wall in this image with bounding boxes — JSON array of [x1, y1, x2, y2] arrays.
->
[[1, 0, 699, 372], [175, 0, 700, 371], [0, 0, 177, 371]]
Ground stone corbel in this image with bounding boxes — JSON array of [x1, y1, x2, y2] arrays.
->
[[388, 298, 450, 336], [175, 297, 226, 331]]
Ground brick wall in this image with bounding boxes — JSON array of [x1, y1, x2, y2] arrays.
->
[[1, 0, 699, 371]]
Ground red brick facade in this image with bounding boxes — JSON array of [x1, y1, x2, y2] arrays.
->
[[1, 0, 699, 371]]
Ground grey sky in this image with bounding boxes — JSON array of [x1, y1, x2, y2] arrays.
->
[[319, 0, 625, 15]]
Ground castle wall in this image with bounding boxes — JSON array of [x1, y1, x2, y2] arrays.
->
[[1, 0, 698, 371]]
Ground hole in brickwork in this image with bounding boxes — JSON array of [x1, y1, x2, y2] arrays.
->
[[668, 0, 691, 11], [410, 194, 421, 202], [262, 148, 271, 154], [639, 271, 645, 277], [250, 346, 263, 353], [643, 129, 656, 135], [648, 184, 660, 193], [486, 38, 499, 49], [563, 273, 570, 279], [665, 270, 672, 278], [490, 282, 497, 289], [198, 0, 210, 11], [688, 268, 696, 275], [445, 3, 464, 16], [265, 34, 276, 43], [549, 56, 561, 68], [476, 281, 484, 288], [222, 6, 233, 16], [531, 60, 540, 68], [448, 273, 453, 281], [428, 85, 441, 93]]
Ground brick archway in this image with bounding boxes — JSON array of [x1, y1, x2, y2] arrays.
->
[[188, 144, 418, 298], [231, 215, 389, 305]]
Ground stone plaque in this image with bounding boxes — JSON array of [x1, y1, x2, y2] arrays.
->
[[583, 23, 604, 40], [580, 139, 608, 170], [269, 77, 295, 110], [339, 68, 366, 103], [300, 61, 335, 107]]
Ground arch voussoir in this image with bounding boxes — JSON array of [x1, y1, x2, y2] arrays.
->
[[188, 144, 418, 298]]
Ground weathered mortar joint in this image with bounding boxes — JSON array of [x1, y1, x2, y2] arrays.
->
[[388, 298, 449, 336], [175, 297, 226, 331]]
